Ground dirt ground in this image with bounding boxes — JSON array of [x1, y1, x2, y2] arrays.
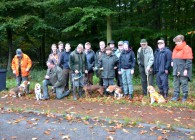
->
[[0, 91, 194, 129]]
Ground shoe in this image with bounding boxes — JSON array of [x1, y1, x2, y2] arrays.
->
[[129, 94, 133, 99], [182, 93, 188, 103], [64, 90, 70, 97], [41, 98, 49, 101], [171, 97, 178, 101]]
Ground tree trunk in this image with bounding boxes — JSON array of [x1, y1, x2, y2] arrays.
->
[[107, 15, 112, 44], [6, 28, 13, 71]]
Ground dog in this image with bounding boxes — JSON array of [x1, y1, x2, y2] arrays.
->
[[114, 87, 123, 100], [34, 83, 43, 100], [9, 81, 30, 97], [83, 84, 104, 97], [106, 85, 119, 93], [147, 86, 166, 104]]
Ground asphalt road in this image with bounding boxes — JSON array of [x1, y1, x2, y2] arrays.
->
[[0, 111, 193, 140]]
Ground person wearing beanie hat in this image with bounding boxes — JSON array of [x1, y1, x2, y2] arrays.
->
[[137, 39, 154, 96], [118, 41, 136, 99], [96, 45, 119, 96], [11, 48, 32, 94], [114, 41, 124, 87]]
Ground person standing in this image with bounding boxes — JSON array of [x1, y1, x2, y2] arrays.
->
[[59, 43, 72, 91], [42, 60, 70, 100], [11, 48, 32, 94], [115, 41, 124, 87], [84, 42, 95, 85], [171, 35, 193, 102], [97, 46, 118, 95], [69, 44, 88, 100], [153, 38, 172, 98], [95, 41, 106, 86], [137, 39, 154, 96], [118, 41, 136, 99], [108, 40, 117, 54], [57, 41, 65, 67]]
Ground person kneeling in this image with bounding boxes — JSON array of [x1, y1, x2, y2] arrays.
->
[[42, 60, 70, 100]]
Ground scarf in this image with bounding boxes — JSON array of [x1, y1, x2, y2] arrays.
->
[[172, 41, 193, 59]]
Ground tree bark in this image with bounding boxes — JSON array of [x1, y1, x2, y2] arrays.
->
[[6, 28, 13, 71], [107, 15, 112, 44]]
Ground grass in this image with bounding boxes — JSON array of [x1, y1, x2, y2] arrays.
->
[[3, 69, 195, 110]]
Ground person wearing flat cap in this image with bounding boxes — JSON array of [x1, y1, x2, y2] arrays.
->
[[11, 48, 32, 94], [137, 39, 154, 96], [108, 40, 117, 54], [96, 46, 119, 95]]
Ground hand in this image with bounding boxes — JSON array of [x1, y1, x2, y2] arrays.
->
[[25, 68, 29, 72], [45, 75, 50, 79], [131, 69, 134, 75], [85, 70, 88, 74], [165, 70, 168, 74], [93, 67, 98, 71], [118, 71, 121, 75], [183, 69, 188, 76], [146, 66, 150, 72], [114, 66, 117, 70], [99, 67, 103, 70], [13, 70, 16, 74], [171, 62, 173, 67], [75, 70, 79, 74]]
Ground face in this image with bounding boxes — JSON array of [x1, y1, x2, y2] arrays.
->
[[85, 43, 91, 52], [65, 44, 71, 52], [109, 43, 115, 49], [140, 43, 148, 48], [58, 44, 64, 51], [106, 49, 112, 55], [99, 41, 105, 50], [51, 44, 57, 54], [157, 40, 165, 50], [123, 43, 128, 50], [175, 40, 183, 45], [47, 62, 54, 69], [77, 44, 83, 54], [118, 44, 124, 51]]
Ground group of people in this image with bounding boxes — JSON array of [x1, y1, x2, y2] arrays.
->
[[11, 34, 193, 102]]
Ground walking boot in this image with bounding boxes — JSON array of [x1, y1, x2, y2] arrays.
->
[[171, 92, 179, 101], [182, 93, 188, 103], [163, 91, 168, 98], [129, 94, 133, 100], [78, 86, 83, 98], [159, 90, 164, 96]]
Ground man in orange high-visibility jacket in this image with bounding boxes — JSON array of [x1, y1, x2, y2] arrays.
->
[[11, 48, 32, 94]]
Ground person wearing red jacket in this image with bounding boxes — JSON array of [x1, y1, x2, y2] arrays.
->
[[171, 35, 193, 102], [11, 48, 32, 93]]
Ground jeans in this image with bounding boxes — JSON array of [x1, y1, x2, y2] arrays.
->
[[103, 78, 114, 88], [121, 69, 133, 95], [42, 79, 70, 99]]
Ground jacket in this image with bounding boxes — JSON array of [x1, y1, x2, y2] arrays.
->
[[85, 49, 95, 73], [46, 65, 65, 87], [69, 50, 87, 73], [119, 49, 136, 70], [98, 54, 119, 78], [11, 53, 32, 77], [154, 47, 172, 74], [59, 51, 71, 69], [137, 46, 154, 74]]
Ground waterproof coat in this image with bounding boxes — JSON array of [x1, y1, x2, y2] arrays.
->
[[11, 54, 32, 77], [85, 49, 95, 73], [98, 54, 119, 78], [69, 50, 87, 73], [59, 51, 71, 69], [153, 47, 172, 74], [137, 46, 154, 74], [119, 49, 136, 70], [46, 65, 65, 87]]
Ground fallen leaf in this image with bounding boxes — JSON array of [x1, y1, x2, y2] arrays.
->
[[157, 136, 163, 140], [106, 136, 114, 140], [122, 129, 129, 133], [10, 136, 17, 139], [32, 138, 38, 140], [44, 130, 51, 135], [140, 130, 147, 135]]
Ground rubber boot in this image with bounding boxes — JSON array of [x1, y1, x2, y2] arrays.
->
[[163, 91, 168, 98], [182, 93, 188, 103], [72, 87, 77, 100], [171, 92, 179, 101], [129, 94, 133, 100]]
